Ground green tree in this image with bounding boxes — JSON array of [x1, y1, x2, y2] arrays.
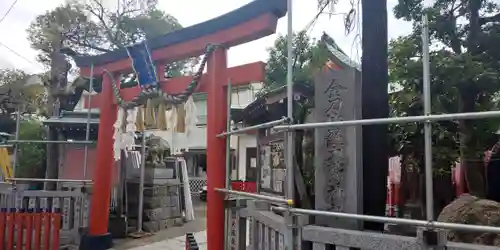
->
[[262, 31, 325, 94], [390, 0, 500, 203], [16, 120, 46, 179], [0, 70, 47, 180], [0, 69, 46, 116]]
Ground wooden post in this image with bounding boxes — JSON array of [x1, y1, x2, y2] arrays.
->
[[361, 0, 389, 231]]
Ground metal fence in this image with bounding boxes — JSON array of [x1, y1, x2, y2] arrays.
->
[[214, 14, 500, 250], [189, 178, 207, 195], [224, 200, 500, 250]]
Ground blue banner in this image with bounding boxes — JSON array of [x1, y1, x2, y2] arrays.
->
[[126, 41, 158, 88]]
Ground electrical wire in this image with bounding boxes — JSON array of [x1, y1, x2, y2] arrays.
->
[[0, 0, 44, 69], [303, 1, 331, 34], [0, 0, 18, 24], [0, 41, 39, 66]]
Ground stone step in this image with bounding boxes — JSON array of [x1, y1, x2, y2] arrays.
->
[[129, 217, 184, 233]]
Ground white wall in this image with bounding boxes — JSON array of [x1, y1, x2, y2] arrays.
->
[[76, 91, 99, 113], [192, 83, 264, 124], [231, 134, 257, 180]]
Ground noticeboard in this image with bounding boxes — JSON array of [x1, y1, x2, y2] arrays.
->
[[257, 131, 286, 197]]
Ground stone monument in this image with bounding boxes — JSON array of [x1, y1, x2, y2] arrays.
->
[[314, 37, 363, 230]]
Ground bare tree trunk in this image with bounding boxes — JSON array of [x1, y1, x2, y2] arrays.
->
[[459, 0, 486, 198], [44, 42, 66, 190], [459, 118, 486, 197]]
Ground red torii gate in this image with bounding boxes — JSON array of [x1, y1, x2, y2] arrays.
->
[[74, 1, 287, 250]]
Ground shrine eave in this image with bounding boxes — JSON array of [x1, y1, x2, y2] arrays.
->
[[232, 83, 313, 125], [43, 111, 100, 127], [76, 0, 287, 75], [43, 117, 100, 126]]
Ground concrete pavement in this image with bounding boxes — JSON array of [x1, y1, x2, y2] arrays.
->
[[127, 230, 208, 250]]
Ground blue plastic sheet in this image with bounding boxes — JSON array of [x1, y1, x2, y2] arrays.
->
[[126, 41, 158, 88]]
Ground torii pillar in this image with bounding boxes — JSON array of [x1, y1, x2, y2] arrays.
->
[[80, 71, 119, 249], [206, 47, 228, 250]]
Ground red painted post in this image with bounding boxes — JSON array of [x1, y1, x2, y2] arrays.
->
[[88, 72, 118, 237], [42, 213, 51, 250], [0, 210, 5, 250], [156, 64, 165, 82], [25, 213, 33, 250], [5, 211, 14, 250], [52, 213, 61, 250], [206, 47, 228, 250], [34, 212, 42, 250], [15, 213, 23, 250]]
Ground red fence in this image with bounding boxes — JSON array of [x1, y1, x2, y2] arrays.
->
[[231, 181, 257, 193], [0, 210, 61, 250]]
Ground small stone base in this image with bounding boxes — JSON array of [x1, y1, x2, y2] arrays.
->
[[79, 233, 113, 250], [108, 216, 128, 238]]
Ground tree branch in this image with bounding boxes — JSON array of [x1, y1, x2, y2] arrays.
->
[[68, 39, 112, 53], [466, 0, 481, 54], [86, 0, 118, 48]]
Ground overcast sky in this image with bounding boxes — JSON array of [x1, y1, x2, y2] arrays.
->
[[0, 0, 412, 73]]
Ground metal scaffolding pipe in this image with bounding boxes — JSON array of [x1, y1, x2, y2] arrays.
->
[[224, 188, 500, 234], [83, 64, 94, 179], [12, 109, 20, 177], [284, 0, 295, 249], [9, 140, 95, 144], [275, 110, 500, 130], [215, 188, 293, 205], [421, 15, 434, 221], [7, 178, 93, 183], [137, 132, 147, 233], [224, 80, 232, 250], [215, 117, 289, 137], [272, 206, 500, 234]]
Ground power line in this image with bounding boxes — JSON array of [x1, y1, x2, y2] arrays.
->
[[0, 0, 44, 70], [0, 41, 39, 66], [0, 0, 19, 24], [303, 1, 331, 34]]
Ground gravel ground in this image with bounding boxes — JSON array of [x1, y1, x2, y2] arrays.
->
[[113, 198, 207, 250]]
